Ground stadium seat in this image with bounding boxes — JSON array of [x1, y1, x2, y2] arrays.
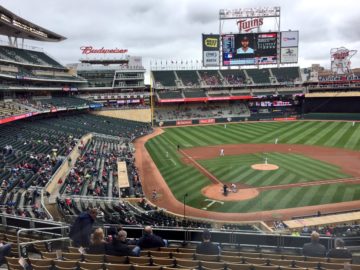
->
[[227, 263, 252, 270], [194, 254, 220, 262], [128, 256, 152, 265], [105, 255, 128, 264], [53, 260, 79, 269], [175, 259, 200, 269], [151, 258, 175, 267], [83, 254, 105, 263], [105, 263, 132, 270], [79, 261, 104, 270]]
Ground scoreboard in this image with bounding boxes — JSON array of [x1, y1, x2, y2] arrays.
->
[[222, 32, 277, 66]]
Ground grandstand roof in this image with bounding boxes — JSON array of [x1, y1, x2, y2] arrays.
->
[[0, 5, 66, 42]]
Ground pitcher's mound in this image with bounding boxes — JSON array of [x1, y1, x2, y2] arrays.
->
[[202, 184, 259, 201], [251, 164, 279, 171]]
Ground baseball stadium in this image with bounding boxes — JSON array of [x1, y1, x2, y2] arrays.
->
[[0, 3, 360, 269]]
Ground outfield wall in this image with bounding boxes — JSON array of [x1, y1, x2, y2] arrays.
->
[[157, 114, 299, 126]]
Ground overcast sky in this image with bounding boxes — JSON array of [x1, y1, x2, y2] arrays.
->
[[2, 0, 360, 71]]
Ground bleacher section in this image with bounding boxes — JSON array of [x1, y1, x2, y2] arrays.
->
[[59, 136, 141, 199], [0, 101, 31, 118], [155, 103, 250, 121], [176, 70, 200, 86], [0, 45, 63, 68], [158, 91, 183, 99], [0, 113, 152, 219], [220, 70, 247, 85], [246, 69, 271, 84], [208, 91, 230, 97], [152, 68, 302, 88], [33, 97, 91, 109], [183, 90, 207, 98], [198, 70, 222, 86], [271, 67, 301, 83], [152, 71, 177, 87]]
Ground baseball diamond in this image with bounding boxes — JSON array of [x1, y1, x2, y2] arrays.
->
[[138, 121, 360, 221]]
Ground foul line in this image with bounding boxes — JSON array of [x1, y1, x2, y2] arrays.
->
[[258, 177, 360, 191], [179, 149, 222, 185]]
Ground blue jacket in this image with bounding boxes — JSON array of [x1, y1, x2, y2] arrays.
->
[[69, 212, 94, 247]]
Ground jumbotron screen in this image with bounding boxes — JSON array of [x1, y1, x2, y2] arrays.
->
[[222, 32, 277, 66]]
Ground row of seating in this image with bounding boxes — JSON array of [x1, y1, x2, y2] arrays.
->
[[6, 252, 356, 270], [0, 101, 31, 119], [155, 103, 250, 121], [152, 68, 301, 88], [0, 46, 63, 68]]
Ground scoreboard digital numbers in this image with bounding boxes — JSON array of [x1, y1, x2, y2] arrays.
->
[[222, 32, 277, 66]]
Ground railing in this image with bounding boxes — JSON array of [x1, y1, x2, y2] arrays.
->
[[2, 217, 360, 253], [17, 225, 70, 257]]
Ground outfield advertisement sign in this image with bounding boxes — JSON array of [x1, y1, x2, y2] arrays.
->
[[199, 119, 216, 124], [176, 120, 192, 126]]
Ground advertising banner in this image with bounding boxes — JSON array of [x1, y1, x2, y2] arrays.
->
[[280, 47, 298, 63]]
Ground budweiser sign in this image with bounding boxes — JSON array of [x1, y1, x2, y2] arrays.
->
[[80, 46, 128, 54], [237, 18, 263, 32]]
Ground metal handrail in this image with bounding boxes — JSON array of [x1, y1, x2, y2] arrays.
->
[[16, 225, 70, 257]]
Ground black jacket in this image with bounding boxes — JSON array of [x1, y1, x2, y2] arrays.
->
[[196, 242, 220, 255], [327, 248, 352, 259], [137, 233, 165, 249], [302, 242, 326, 257], [106, 239, 135, 256], [87, 243, 107, 254]]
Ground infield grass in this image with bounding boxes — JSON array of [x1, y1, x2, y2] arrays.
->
[[198, 153, 350, 187]]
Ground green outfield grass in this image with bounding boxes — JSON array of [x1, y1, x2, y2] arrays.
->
[[145, 121, 360, 213], [198, 153, 350, 187]]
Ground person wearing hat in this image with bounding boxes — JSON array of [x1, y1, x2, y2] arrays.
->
[[196, 229, 221, 255], [237, 36, 254, 54]]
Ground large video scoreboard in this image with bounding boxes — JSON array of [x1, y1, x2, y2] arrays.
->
[[222, 32, 277, 66]]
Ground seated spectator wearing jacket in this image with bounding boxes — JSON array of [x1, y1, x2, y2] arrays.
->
[[302, 231, 326, 257], [87, 228, 107, 254], [327, 238, 352, 259], [107, 230, 139, 256], [137, 226, 167, 249], [196, 229, 220, 255]]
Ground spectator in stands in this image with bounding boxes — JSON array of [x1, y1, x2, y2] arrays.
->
[[137, 225, 167, 249], [0, 240, 12, 265], [327, 238, 352, 259], [107, 230, 139, 256], [196, 229, 220, 255], [236, 36, 254, 54], [87, 228, 107, 254], [69, 208, 98, 247], [302, 231, 326, 257]]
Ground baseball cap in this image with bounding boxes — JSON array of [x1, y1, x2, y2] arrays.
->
[[242, 36, 249, 41]]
